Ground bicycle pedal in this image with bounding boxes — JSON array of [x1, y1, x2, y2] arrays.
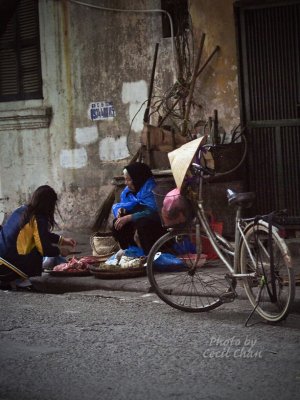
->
[[225, 274, 238, 296], [220, 291, 237, 303]]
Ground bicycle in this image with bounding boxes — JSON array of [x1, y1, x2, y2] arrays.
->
[[146, 138, 295, 323]]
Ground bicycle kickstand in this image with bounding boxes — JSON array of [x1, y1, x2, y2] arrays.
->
[[244, 282, 264, 327]]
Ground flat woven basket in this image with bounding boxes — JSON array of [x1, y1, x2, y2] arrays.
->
[[89, 260, 146, 280]]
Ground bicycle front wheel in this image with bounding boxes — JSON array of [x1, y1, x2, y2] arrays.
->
[[239, 222, 295, 322], [147, 228, 233, 312]]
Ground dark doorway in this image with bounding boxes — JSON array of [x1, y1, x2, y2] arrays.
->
[[234, 0, 300, 215]]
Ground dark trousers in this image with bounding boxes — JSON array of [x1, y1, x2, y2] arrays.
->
[[112, 214, 166, 255], [0, 249, 42, 281]]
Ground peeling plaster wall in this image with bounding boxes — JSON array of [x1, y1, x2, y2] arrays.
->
[[0, 0, 174, 229], [189, 0, 240, 135], [0, 0, 239, 230]]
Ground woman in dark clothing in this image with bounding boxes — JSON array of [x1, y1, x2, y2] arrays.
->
[[0, 185, 76, 287], [111, 162, 165, 255]]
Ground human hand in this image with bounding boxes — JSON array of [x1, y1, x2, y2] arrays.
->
[[61, 237, 77, 248], [114, 215, 131, 231], [117, 208, 126, 217]]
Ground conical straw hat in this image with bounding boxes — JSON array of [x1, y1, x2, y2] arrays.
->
[[168, 135, 208, 190]]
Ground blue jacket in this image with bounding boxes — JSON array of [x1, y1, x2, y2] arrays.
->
[[112, 177, 158, 221]]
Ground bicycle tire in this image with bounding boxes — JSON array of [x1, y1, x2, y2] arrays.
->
[[239, 222, 295, 322], [146, 228, 233, 312]]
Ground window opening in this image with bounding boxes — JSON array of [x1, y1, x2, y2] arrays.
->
[[0, 0, 42, 102]]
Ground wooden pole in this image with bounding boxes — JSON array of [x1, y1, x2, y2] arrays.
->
[[196, 46, 220, 78], [143, 43, 159, 123], [181, 33, 206, 137], [143, 43, 159, 168]]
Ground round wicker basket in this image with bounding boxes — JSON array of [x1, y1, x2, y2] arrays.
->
[[90, 231, 120, 260]]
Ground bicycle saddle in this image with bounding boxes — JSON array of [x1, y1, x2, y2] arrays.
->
[[227, 189, 255, 208]]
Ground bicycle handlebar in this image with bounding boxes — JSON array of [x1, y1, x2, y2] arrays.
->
[[191, 162, 215, 176]]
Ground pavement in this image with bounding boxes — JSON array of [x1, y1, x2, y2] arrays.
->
[[29, 230, 300, 312]]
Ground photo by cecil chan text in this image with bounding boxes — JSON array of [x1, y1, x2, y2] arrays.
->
[[203, 336, 263, 359]]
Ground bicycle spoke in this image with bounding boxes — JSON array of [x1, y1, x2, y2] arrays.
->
[[147, 230, 232, 312], [240, 222, 295, 322]]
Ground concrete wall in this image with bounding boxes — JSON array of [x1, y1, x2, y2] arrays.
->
[[189, 0, 240, 134], [0, 0, 240, 231]]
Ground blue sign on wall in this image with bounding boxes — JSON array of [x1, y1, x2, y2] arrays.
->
[[89, 101, 116, 121]]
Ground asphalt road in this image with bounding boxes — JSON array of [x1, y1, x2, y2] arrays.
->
[[0, 289, 299, 400]]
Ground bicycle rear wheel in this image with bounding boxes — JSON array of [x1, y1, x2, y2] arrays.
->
[[239, 222, 295, 322], [146, 228, 233, 312]]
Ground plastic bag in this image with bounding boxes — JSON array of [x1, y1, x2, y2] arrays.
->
[[153, 252, 185, 271], [161, 188, 188, 227], [172, 237, 196, 254], [124, 246, 145, 257]]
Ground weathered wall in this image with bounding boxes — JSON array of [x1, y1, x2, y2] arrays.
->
[[188, 0, 242, 236], [0, 0, 174, 229], [189, 0, 239, 134], [0, 0, 239, 231]]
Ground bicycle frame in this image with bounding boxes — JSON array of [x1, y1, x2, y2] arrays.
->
[[194, 169, 257, 278], [196, 201, 234, 273]]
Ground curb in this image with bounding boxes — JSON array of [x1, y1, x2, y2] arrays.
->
[[31, 273, 151, 295]]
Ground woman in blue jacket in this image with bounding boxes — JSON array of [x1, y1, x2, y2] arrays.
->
[[0, 185, 76, 287], [112, 162, 165, 255]]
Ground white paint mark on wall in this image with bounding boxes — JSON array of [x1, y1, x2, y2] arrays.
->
[[99, 136, 129, 161], [75, 126, 98, 145], [226, 77, 238, 92], [122, 80, 147, 133], [60, 148, 87, 169]]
